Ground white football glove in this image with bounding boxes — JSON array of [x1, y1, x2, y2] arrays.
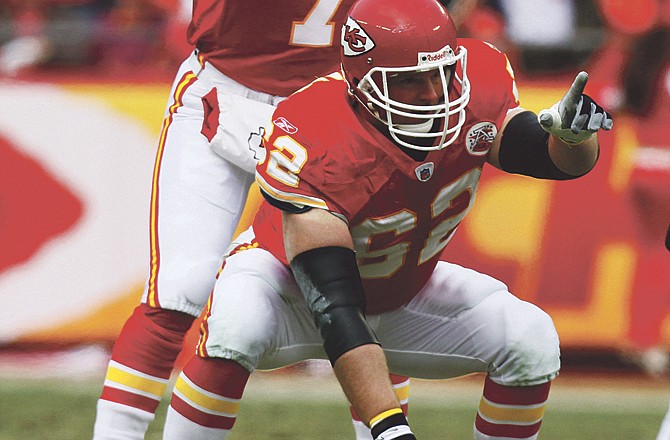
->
[[538, 71, 613, 145]]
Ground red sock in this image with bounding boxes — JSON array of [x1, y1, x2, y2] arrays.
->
[[169, 357, 250, 429], [474, 376, 551, 439], [99, 304, 195, 413]]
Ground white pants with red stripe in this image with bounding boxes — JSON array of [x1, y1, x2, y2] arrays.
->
[[200, 228, 561, 385], [141, 51, 281, 316]]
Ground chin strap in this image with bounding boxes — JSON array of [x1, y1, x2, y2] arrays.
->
[[395, 118, 434, 134]]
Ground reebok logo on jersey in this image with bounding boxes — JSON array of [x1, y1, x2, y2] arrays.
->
[[465, 121, 497, 156], [341, 17, 375, 57], [273, 117, 298, 134]]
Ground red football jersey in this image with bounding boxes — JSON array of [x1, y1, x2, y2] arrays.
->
[[188, 0, 355, 96], [254, 39, 519, 313]]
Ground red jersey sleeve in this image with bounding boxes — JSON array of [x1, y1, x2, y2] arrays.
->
[[256, 74, 398, 221], [459, 38, 520, 129]]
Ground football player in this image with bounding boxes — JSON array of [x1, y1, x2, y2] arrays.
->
[[160, 0, 612, 439], [91, 1, 410, 439]]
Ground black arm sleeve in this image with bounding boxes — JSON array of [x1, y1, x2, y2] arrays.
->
[[290, 246, 379, 364], [498, 110, 581, 180]]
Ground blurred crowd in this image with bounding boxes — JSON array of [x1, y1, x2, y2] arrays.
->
[[0, 0, 192, 78], [0, 0, 609, 79], [0, 0, 666, 81]]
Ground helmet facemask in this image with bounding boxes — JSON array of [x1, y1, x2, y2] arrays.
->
[[356, 45, 470, 151]]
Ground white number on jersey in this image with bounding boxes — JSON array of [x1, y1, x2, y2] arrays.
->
[[265, 135, 308, 187], [353, 169, 481, 279], [262, 130, 481, 279], [291, 0, 343, 47]]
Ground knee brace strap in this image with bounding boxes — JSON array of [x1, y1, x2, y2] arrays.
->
[[290, 246, 379, 364]]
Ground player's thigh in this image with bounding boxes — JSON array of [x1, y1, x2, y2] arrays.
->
[[143, 78, 255, 314], [202, 245, 323, 371], [377, 261, 560, 385]]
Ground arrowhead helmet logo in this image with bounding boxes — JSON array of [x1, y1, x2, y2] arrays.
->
[[341, 17, 375, 57]]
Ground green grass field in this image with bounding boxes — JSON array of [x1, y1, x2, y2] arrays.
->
[[1, 370, 668, 439]]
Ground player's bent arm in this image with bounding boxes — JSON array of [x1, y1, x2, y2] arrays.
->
[[283, 208, 402, 427], [487, 108, 600, 179], [284, 208, 379, 363], [283, 208, 354, 259], [488, 71, 612, 180]]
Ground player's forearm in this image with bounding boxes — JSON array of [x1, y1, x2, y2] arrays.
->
[[333, 344, 401, 426], [547, 133, 599, 177]]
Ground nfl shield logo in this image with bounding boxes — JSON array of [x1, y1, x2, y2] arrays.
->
[[415, 162, 434, 182]]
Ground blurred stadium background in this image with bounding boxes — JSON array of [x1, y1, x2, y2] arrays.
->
[[1, 0, 669, 438]]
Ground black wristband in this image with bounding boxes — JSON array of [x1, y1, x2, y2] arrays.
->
[[371, 413, 415, 440]]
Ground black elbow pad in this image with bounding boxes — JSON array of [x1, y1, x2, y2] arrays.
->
[[498, 111, 578, 180]]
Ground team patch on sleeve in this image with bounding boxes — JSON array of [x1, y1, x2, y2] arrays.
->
[[465, 121, 498, 156]]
